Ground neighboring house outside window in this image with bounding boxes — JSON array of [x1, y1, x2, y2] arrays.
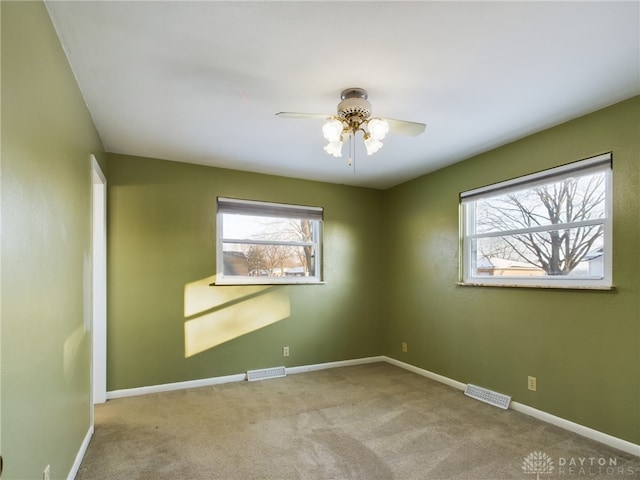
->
[[216, 197, 323, 285], [460, 153, 612, 289]]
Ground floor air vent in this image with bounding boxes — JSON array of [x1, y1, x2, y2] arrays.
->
[[464, 384, 511, 410], [246, 366, 286, 382]]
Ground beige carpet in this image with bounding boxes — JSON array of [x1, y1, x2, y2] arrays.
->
[[77, 363, 639, 479]]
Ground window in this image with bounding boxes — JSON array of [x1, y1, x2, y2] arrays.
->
[[460, 153, 612, 289], [216, 197, 323, 285]]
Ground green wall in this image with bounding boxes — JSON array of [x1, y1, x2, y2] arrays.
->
[[2, 7, 637, 480], [383, 96, 640, 444], [1, 2, 104, 479], [106, 154, 384, 390]]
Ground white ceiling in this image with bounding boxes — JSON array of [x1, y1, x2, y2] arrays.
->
[[45, 1, 639, 189]]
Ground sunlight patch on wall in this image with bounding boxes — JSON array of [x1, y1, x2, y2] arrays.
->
[[184, 275, 269, 317], [184, 276, 290, 358]]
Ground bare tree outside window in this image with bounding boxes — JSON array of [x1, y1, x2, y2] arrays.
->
[[246, 245, 267, 276], [475, 172, 606, 275], [245, 218, 315, 277], [297, 219, 315, 275], [461, 154, 612, 288]]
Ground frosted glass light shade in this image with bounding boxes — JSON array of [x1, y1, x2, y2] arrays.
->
[[324, 140, 343, 157], [363, 136, 383, 155], [322, 118, 344, 142], [367, 118, 389, 140]]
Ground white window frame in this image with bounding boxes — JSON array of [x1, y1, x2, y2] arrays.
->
[[216, 197, 323, 285], [460, 153, 613, 289]]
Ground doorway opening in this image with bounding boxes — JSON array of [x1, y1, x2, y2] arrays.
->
[[91, 155, 107, 404]]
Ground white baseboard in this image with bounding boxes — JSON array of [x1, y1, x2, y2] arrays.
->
[[287, 356, 386, 375], [384, 356, 640, 458], [68, 425, 93, 480], [107, 357, 385, 400], [105, 355, 639, 457], [107, 372, 246, 399], [510, 401, 640, 457], [384, 356, 467, 391]]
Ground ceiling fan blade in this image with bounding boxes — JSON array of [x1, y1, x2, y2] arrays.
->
[[384, 118, 426, 137], [276, 111, 426, 136], [275, 112, 330, 120]]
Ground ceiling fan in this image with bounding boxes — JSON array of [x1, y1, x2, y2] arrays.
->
[[276, 88, 426, 159]]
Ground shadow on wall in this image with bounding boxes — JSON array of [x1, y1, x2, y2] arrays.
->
[[183, 276, 290, 358]]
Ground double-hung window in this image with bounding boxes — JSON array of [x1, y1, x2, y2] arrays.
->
[[460, 153, 612, 289], [216, 197, 323, 285]]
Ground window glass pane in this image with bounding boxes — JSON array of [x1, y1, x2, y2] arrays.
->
[[223, 214, 314, 243], [471, 226, 605, 277], [222, 243, 317, 278], [474, 170, 606, 235], [217, 198, 323, 285], [461, 154, 611, 288]]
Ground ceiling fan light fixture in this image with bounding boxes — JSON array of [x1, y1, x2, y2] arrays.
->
[[367, 118, 389, 140], [363, 135, 383, 156], [322, 118, 344, 142], [324, 139, 344, 157], [276, 87, 425, 162]]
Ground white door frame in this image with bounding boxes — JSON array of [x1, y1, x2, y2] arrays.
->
[[91, 155, 107, 404]]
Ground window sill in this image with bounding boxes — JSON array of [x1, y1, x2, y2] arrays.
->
[[212, 280, 326, 286], [456, 282, 615, 291]]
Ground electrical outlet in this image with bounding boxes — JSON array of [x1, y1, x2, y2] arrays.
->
[[528, 376, 537, 392], [283, 346, 289, 357], [43, 464, 50, 480], [401, 342, 408, 353]]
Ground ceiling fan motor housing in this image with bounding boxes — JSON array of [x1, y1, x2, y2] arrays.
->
[[337, 88, 371, 120]]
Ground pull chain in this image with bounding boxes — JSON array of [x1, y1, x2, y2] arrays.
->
[[347, 133, 356, 173]]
